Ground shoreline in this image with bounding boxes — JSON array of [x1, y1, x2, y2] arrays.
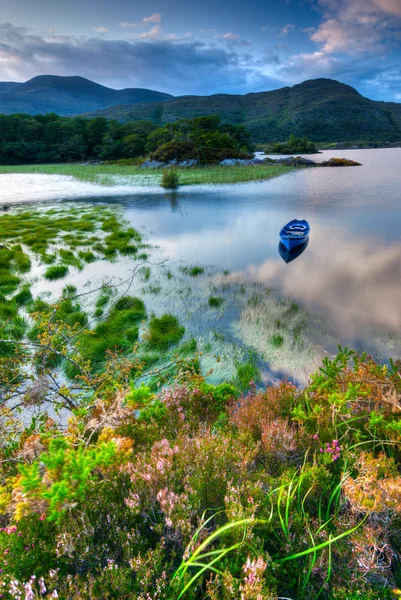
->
[[0, 162, 297, 187]]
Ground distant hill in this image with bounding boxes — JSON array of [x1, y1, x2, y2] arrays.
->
[[83, 79, 401, 143], [0, 75, 174, 116]]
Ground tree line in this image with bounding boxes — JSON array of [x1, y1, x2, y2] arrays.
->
[[0, 113, 254, 164]]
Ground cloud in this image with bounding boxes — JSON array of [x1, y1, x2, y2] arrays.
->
[[278, 23, 296, 37], [0, 22, 277, 95], [216, 32, 241, 41], [120, 13, 162, 29], [214, 32, 250, 46], [120, 22, 138, 29], [94, 27, 109, 34], [310, 17, 382, 53], [143, 13, 162, 24], [311, 0, 401, 54], [138, 26, 161, 40]]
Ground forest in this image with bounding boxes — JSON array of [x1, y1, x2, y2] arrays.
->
[[0, 113, 253, 164]]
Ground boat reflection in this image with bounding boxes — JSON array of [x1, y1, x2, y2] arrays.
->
[[278, 237, 309, 264]]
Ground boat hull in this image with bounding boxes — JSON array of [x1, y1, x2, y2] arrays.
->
[[280, 235, 309, 250], [278, 237, 309, 263]]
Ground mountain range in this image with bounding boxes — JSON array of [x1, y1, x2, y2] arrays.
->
[[84, 78, 401, 143], [0, 75, 400, 143], [0, 75, 173, 116]]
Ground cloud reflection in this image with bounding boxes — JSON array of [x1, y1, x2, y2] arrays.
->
[[246, 223, 401, 341]]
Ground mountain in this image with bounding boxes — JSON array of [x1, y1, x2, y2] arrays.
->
[[0, 75, 174, 116], [83, 78, 401, 143]]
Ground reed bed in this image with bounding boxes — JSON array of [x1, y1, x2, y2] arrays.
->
[[0, 162, 295, 186]]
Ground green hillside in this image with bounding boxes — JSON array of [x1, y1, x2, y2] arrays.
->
[[0, 75, 174, 116], [83, 78, 401, 143]]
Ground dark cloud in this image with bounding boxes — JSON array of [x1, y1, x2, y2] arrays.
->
[[0, 22, 278, 94]]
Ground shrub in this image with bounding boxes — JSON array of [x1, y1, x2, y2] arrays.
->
[[44, 265, 69, 280], [161, 169, 180, 189], [151, 140, 199, 162]]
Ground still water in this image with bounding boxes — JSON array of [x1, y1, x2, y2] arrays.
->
[[2, 148, 401, 364]]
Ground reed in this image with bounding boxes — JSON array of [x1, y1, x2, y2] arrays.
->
[[0, 162, 296, 186]]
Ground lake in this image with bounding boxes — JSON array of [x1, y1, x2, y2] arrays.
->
[[2, 148, 401, 381]]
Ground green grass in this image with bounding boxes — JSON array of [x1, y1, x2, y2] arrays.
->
[[271, 333, 284, 348], [44, 265, 69, 280], [63, 296, 147, 377], [146, 313, 185, 351], [208, 296, 224, 308], [236, 361, 260, 390], [181, 266, 205, 277], [0, 163, 296, 186]]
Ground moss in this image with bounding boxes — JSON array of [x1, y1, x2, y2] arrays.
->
[[44, 265, 69, 280], [146, 313, 185, 351]]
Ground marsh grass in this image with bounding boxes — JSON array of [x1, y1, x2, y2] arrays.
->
[[146, 313, 185, 351], [208, 296, 224, 307], [64, 296, 147, 377], [181, 266, 205, 277], [0, 162, 296, 186], [44, 265, 69, 280], [271, 333, 284, 348]]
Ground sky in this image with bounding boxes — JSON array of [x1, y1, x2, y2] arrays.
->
[[0, 0, 400, 100]]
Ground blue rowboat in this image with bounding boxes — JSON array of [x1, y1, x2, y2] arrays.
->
[[278, 237, 309, 264], [279, 219, 310, 250]]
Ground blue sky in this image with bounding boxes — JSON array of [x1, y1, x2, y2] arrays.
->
[[0, 0, 400, 100]]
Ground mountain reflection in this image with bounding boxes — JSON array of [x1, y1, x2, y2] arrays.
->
[[278, 237, 309, 263]]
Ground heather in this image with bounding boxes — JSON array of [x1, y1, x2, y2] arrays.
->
[[1, 348, 401, 599]]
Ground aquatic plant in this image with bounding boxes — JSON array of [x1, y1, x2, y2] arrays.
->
[[208, 296, 224, 307], [161, 169, 180, 189], [146, 313, 185, 350], [181, 265, 205, 277], [44, 265, 69, 280]]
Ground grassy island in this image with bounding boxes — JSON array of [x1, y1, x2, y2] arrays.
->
[[0, 161, 296, 186]]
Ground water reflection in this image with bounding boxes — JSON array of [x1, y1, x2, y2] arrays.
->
[[2, 149, 401, 362], [278, 237, 309, 263]]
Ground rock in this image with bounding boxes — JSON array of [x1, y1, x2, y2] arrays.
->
[[318, 158, 362, 167], [274, 156, 316, 167], [219, 158, 263, 166], [139, 160, 165, 169]]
